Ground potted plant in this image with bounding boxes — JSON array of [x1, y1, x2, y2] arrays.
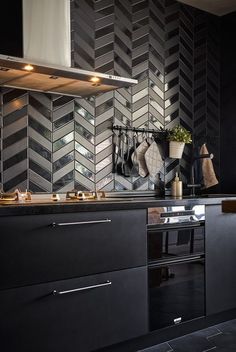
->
[[167, 125, 192, 158]]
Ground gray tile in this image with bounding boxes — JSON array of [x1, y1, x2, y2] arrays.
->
[[168, 334, 216, 352], [194, 326, 222, 339], [215, 348, 236, 352], [139, 342, 173, 352], [216, 319, 236, 334], [208, 331, 236, 350]]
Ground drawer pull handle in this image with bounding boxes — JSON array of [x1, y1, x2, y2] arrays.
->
[[52, 219, 112, 227], [53, 280, 112, 296]]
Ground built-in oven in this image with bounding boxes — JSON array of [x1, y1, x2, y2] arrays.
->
[[147, 205, 205, 331]]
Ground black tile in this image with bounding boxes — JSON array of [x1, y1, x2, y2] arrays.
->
[[29, 138, 51, 161], [208, 332, 236, 350], [29, 160, 51, 182], [29, 116, 51, 141], [29, 181, 49, 193], [3, 89, 27, 104], [216, 319, 236, 334], [29, 95, 51, 120], [3, 170, 27, 192], [168, 334, 216, 352], [53, 152, 74, 172], [214, 347, 236, 352], [53, 96, 74, 109], [3, 105, 27, 126], [3, 128, 27, 148], [194, 327, 222, 339], [53, 112, 74, 129], [3, 149, 27, 170], [139, 342, 173, 352], [53, 170, 74, 192]]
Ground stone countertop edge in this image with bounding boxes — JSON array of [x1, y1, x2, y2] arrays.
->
[[0, 196, 235, 216]]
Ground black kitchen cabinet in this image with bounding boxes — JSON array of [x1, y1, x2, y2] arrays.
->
[[0, 209, 146, 290], [0, 267, 148, 352], [205, 205, 236, 315], [0, 208, 148, 352]]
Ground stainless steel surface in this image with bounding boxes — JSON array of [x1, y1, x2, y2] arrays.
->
[[23, 0, 71, 67], [53, 280, 112, 296], [0, 55, 137, 97], [52, 219, 112, 227], [0, 0, 137, 97], [148, 205, 205, 225], [149, 255, 203, 268]]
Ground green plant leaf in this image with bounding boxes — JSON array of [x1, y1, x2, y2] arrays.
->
[[167, 125, 192, 144]]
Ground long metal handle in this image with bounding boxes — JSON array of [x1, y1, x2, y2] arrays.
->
[[147, 221, 203, 231], [52, 219, 111, 227], [148, 255, 204, 269], [53, 280, 112, 296]]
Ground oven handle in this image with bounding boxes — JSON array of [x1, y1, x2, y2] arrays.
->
[[147, 221, 204, 231], [148, 255, 204, 268]]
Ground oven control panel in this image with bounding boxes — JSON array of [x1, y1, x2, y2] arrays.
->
[[148, 205, 205, 225]]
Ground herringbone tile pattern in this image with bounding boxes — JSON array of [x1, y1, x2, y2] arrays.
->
[[0, 1, 220, 192]]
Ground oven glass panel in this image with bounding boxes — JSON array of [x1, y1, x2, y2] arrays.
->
[[149, 260, 205, 330], [148, 226, 204, 262]]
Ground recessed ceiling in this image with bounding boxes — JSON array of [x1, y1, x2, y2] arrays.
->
[[177, 0, 236, 16]]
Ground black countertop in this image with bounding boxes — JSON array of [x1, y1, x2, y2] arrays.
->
[[0, 194, 235, 216]]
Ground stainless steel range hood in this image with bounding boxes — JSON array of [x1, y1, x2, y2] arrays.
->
[[0, 54, 137, 97], [0, 0, 137, 97]]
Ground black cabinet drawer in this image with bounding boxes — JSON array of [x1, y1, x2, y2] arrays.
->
[[0, 267, 148, 352], [0, 209, 146, 289], [206, 205, 236, 315]]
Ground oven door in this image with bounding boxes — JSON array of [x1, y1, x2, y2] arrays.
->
[[149, 256, 205, 331], [148, 223, 204, 263]]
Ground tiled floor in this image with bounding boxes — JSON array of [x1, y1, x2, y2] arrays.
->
[[139, 319, 236, 352]]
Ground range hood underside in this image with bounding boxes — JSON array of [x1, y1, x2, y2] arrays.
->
[[0, 55, 137, 97]]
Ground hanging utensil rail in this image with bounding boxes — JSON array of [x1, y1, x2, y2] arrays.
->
[[112, 125, 166, 134]]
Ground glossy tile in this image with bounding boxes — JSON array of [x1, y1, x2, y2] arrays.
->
[[29, 95, 51, 120], [53, 112, 74, 129], [3, 128, 27, 149], [29, 160, 51, 182], [29, 138, 52, 162], [53, 132, 74, 152], [75, 102, 94, 125], [3, 149, 27, 171], [53, 152, 74, 172], [53, 170, 74, 192], [75, 142, 94, 161], [29, 117, 52, 141]]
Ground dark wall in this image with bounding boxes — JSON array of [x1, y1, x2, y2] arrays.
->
[[0, 1, 23, 57], [220, 12, 236, 193], [0, 0, 221, 192]]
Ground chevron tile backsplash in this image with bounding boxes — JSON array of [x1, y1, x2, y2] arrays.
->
[[0, 0, 220, 192]]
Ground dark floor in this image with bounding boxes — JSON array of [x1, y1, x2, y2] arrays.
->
[[138, 319, 236, 352]]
